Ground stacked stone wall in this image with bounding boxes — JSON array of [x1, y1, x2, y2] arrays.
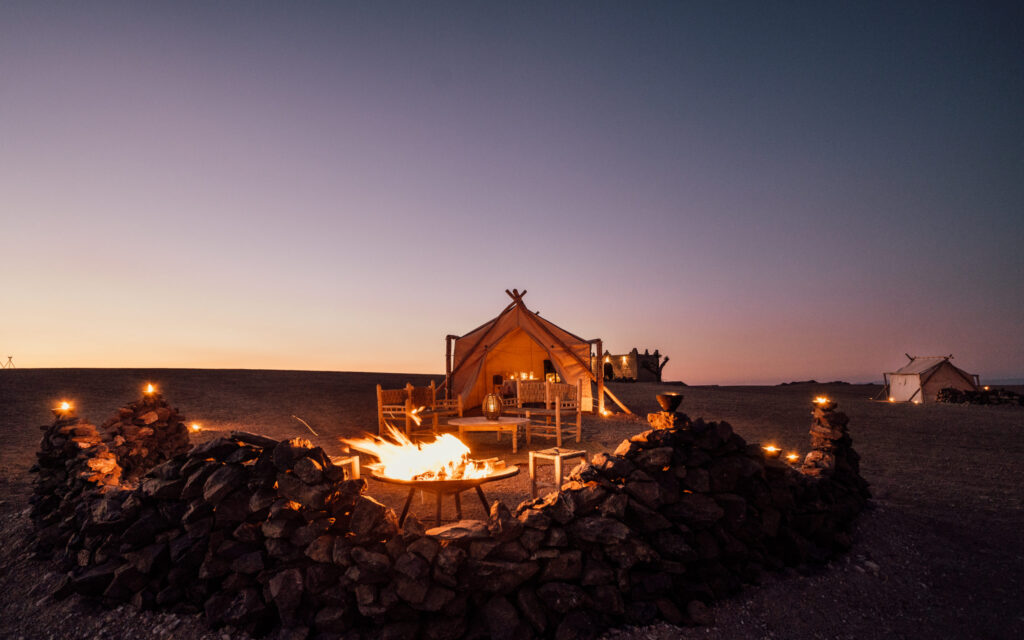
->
[[30, 396, 869, 639]]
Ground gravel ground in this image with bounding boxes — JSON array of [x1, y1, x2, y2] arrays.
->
[[1, 370, 1021, 639]]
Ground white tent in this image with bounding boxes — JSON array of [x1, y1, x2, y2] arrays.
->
[[884, 355, 979, 403], [445, 290, 599, 411]]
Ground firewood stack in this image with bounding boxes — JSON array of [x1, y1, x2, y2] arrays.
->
[[34, 395, 871, 639], [98, 392, 191, 481]]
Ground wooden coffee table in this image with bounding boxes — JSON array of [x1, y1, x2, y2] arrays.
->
[[448, 416, 529, 453]]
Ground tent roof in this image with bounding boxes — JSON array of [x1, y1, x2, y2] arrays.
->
[[886, 355, 976, 379]]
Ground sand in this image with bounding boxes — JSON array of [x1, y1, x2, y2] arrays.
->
[[1, 369, 1022, 639]]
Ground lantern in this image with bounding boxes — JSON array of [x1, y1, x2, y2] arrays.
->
[[482, 393, 502, 421]]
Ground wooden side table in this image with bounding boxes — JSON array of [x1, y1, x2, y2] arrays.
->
[[529, 447, 586, 498]]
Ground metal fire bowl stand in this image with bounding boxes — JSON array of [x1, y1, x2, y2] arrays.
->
[[369, 466, 520, 527]]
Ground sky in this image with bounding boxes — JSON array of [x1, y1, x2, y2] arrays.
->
[[1, 1, 1022, 384]]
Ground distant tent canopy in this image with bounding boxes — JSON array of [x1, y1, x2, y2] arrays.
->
[[883, 355, 979, 403], [446, 289, 598, 412]]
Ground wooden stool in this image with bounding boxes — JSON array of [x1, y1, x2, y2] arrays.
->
[[330, 455, 361, 480], [529, 447, 586, 498]]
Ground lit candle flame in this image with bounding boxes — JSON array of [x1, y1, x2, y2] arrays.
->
[[786, 453, 800, 463], [600, 409, 611, 417], [763, 445, 779, 453], [190, 423, 202, 432], [145, 383, 155, 394], [57, 400, 72, 412], [813, 396, 829, 405]]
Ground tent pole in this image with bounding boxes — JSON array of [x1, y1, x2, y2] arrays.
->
[[595, 339, 605, 414], [445, 335, 455, 399]]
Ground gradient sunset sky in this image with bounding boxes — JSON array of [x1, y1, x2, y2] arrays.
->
[[2, 2, 1022, 384]]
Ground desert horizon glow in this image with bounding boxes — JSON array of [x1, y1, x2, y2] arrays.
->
[[2, 2, 1022, 385]]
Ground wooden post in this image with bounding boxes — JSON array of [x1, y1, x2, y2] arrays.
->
[[596, 339, 605, 415], [445, 335, 454, 399]]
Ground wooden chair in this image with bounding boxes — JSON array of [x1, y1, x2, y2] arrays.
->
[[376, 382, 463, 437], [524, 379, 583, 447], [409, 381, 463, 436]]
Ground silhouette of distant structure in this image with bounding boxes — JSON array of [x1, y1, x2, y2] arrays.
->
[[593, 348, 668, 382], [2, 356, 14, 369]]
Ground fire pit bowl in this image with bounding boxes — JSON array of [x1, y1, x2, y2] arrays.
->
[[368, 465, 520, 526], [656, 392, 683, 413]]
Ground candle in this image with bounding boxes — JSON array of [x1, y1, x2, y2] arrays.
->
[[762, 445, 781, 459], [144, 383, 156, 395], [813, 396, 829, 405], [786, 452, 800, 464], [53, 400, 74, 418], [190, 423, 203, 432]]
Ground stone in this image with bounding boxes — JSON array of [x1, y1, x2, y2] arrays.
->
[[406, 536, 440, 563], [516, 587, 548, 634], [686, 599, 715, 626], [267, 568, 304, 618], [313, 606, 349, 633], [426, 519, 491, 542], [305, 534, 336, 564], [466, 559, 540, 594], [483, 595, 522, 640], [202, 465, 246, 505], [125, 542, 167, 574], [348, 496, 398, 544], [273, 437, 314, 471], [206, 587, 266, 629], [540, 550, 583, 582], [488, 501, 524, 543], [276, 472, 332, 510], [537, 582, 587, 613], [567, 516, 631, 544], [674, 493, 725, 527], [434, 545, 466, 577], [293, 456, 324, 485], [231, 550, 264, 574]]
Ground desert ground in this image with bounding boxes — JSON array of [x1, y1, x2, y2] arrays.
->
[[1, 369, 1022, 639]]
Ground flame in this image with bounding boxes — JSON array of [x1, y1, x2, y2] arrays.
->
[[57, 400, 72, 412], [888, 397, 895, 402], [145, 383, 155, 394], [763, 445, 779, 454], [190, 423, 202, 432], [600, 409, 611, 417], [409, 406, 425, 427], [786, 453, 800, 463], [343, 425, 495, 481], [813, 396, 829, 405]]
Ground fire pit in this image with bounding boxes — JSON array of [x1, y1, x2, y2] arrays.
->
[[369, 464, 519, 526], [344, 426, 521, 526]]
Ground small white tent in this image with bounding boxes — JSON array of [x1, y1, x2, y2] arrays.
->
[[884, 355, 979, 403], [445, 290, 599, 411]]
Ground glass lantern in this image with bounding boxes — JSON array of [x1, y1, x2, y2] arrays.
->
[[482, 393, 502, 421]]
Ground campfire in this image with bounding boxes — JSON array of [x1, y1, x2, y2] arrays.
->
[[343, 426, 518, 526], [343, 425, 496, 481]]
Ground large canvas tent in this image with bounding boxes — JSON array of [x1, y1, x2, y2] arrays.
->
[[884, 355, 979, 403], [445, 290, 600, 412]]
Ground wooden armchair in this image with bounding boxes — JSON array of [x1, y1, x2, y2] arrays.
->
[[410, 381, 463, 434], [524, 379, 583, 447], [376, 381, 463, 437]]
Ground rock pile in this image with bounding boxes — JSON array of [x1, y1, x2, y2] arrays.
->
[[937, 386, 1024, 406], [29, 393, 192, 561], [31, 396, 870, 639], [98, 391, 192, 480]]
